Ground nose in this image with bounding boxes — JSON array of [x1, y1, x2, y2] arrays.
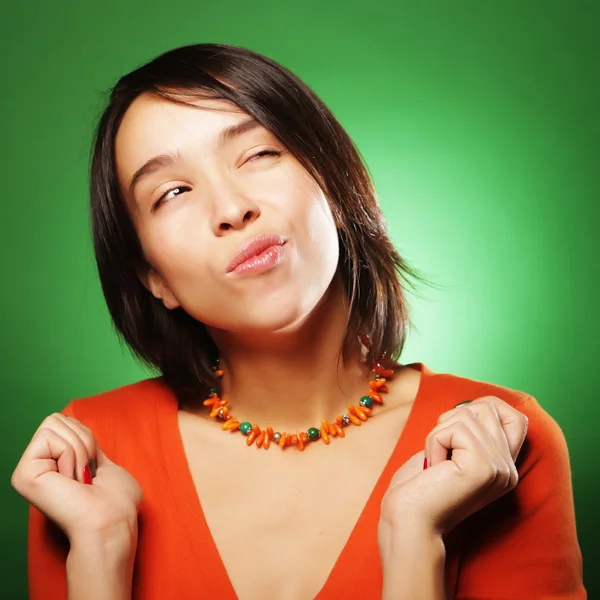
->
[[211, 183, 261, 235]]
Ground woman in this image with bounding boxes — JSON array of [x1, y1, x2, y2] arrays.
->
[[11, 44, 585, 599]]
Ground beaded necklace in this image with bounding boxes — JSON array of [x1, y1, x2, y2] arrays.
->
[[202, 359, 395, 451]]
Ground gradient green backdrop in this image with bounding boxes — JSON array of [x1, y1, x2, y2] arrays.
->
[[2, 1, 597, 598]]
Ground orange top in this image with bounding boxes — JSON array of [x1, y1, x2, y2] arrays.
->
[[28, 363, 586, 598]]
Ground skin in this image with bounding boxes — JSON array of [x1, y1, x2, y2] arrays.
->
[[116, 93, 373, 428], [11, 91, 529, 600]]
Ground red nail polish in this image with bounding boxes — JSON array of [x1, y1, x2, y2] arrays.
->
[[83, 464, 92, 485], [423, 457, 428, 470]]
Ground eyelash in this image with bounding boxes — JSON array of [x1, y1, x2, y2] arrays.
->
[[151, 150, 282, 212]]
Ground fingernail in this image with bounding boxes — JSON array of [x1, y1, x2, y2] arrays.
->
[[83, 464, 92, 485], [454, 400, 473, 408], [423, 457, 428, 470]]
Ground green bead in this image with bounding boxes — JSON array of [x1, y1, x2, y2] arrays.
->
[[209, 387, 219, 395], [359, 395, 373, 408], [307, 427, 320, 441], [239, 422, 253, 435]]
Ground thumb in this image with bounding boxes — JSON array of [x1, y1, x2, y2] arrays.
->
[[95, 445, 113, 468]]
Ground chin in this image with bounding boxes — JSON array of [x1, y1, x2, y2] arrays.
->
[[240, 297, 313, 334], [213, 285, 325, 335]]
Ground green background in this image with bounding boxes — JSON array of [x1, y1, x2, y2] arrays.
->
[[1, 1, 597, 597]]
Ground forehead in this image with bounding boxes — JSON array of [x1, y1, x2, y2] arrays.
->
[[115, 93, 252, 184]]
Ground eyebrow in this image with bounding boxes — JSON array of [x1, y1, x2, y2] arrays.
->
[[127, 117, 262, 196]]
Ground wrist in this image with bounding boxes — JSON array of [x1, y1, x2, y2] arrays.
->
[[381, 522, 445, 568], [379, 521, 447, 600], [66, 538, 136, 600], [69, 519, 138, 564]]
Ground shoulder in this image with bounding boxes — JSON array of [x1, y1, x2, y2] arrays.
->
[[59, 376, 177, 456], [417, 362, 530, 410], [415, 363, 568, 466]]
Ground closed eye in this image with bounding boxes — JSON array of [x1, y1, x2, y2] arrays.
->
[[250, 149, 282, 161]]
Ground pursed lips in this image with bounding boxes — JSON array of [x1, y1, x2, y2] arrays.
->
[[226, 234, 287, 274]]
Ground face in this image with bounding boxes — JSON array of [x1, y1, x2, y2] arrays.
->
[[115, 92, 340, 335]]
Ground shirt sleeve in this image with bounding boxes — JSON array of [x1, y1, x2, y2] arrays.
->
[[454, 395, 586, 599], [27, 402, 75, 600]]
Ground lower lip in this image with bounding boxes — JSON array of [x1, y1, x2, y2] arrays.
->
[[228, 244, 285, 277]]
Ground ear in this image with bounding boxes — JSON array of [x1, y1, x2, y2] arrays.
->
[[142, 268, 180, 310]]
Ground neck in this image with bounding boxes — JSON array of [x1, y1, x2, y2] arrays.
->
[[205, 275, 374, 431]]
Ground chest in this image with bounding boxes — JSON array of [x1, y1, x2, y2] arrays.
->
[[177, 405, 412, 600]]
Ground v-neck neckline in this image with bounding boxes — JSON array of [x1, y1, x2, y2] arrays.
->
[[157, 362, 432, 599]]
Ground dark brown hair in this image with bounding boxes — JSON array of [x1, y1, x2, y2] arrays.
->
[[90, 43, 426, 403]]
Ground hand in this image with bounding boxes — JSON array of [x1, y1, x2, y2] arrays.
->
[[380, 396, 529, 539], [11, 412, 143, 546]]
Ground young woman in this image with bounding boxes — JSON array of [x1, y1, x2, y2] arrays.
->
[[11, 44, 585, 599]]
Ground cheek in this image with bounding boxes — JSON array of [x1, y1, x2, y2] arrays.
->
[[301, 190, 340, 269], [141, 220, 212, 285]]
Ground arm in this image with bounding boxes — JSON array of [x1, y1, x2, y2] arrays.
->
[[27, 402, 137, 600], [27, 402, 78, 599], [67, 525, 136, 600], [454, 396, 585, 599], [380, 524, 447, 600]]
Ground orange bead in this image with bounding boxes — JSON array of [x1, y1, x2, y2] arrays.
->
[[217, 398, 229, 406], [224, 421, 240, 431], [348, 404, 357, 416], [299, 432, 309, 443], [329, 423, 337, 437], [220, 407, 229, 419], [263, 432, 271, 449], [296, 431, 305, 451], [253, 424, 261, 435], [267, 426, 274, 438], [367, 390, 384, 403], [215, 369, 224, 377], [322, 419, 329, 431], [320, 427, 330, 445], [374, 363, 394, 377], [336, 416, 343, 425], [209, 407, 221, 418], [256, 431, 266, 448], [246, 430, 257, 445], [203, 398, 217, 406], [334, 424, 345, 437], [369, 378, 386, 390], [379, 384, 388, 393], [286, 435, 293, 447], [355, 407, 368, 421], [279, 433, 287, 447], [362, 406, 373, 416], [349, 414, 362, 426], [291, 434, 298, 445]]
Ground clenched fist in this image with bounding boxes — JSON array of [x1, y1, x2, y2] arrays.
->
[[11, 412, 143, 547]]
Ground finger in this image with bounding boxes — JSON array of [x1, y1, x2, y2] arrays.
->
[[441, 404, 513, 472], [18, 427, 78, 484], [428, 420, 497, 486], [34, 414, 91, 483], [428, 409, 498, 470], [439, 396, 528, 462], [430, 406, 514, 488], [56, 414, 99, 476], [471, 396, 528, 462], [425, 421, 510, 521]]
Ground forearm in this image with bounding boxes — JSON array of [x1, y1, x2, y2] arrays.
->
[[380, 524, 446, 600], [66, 525, 137, 600]]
